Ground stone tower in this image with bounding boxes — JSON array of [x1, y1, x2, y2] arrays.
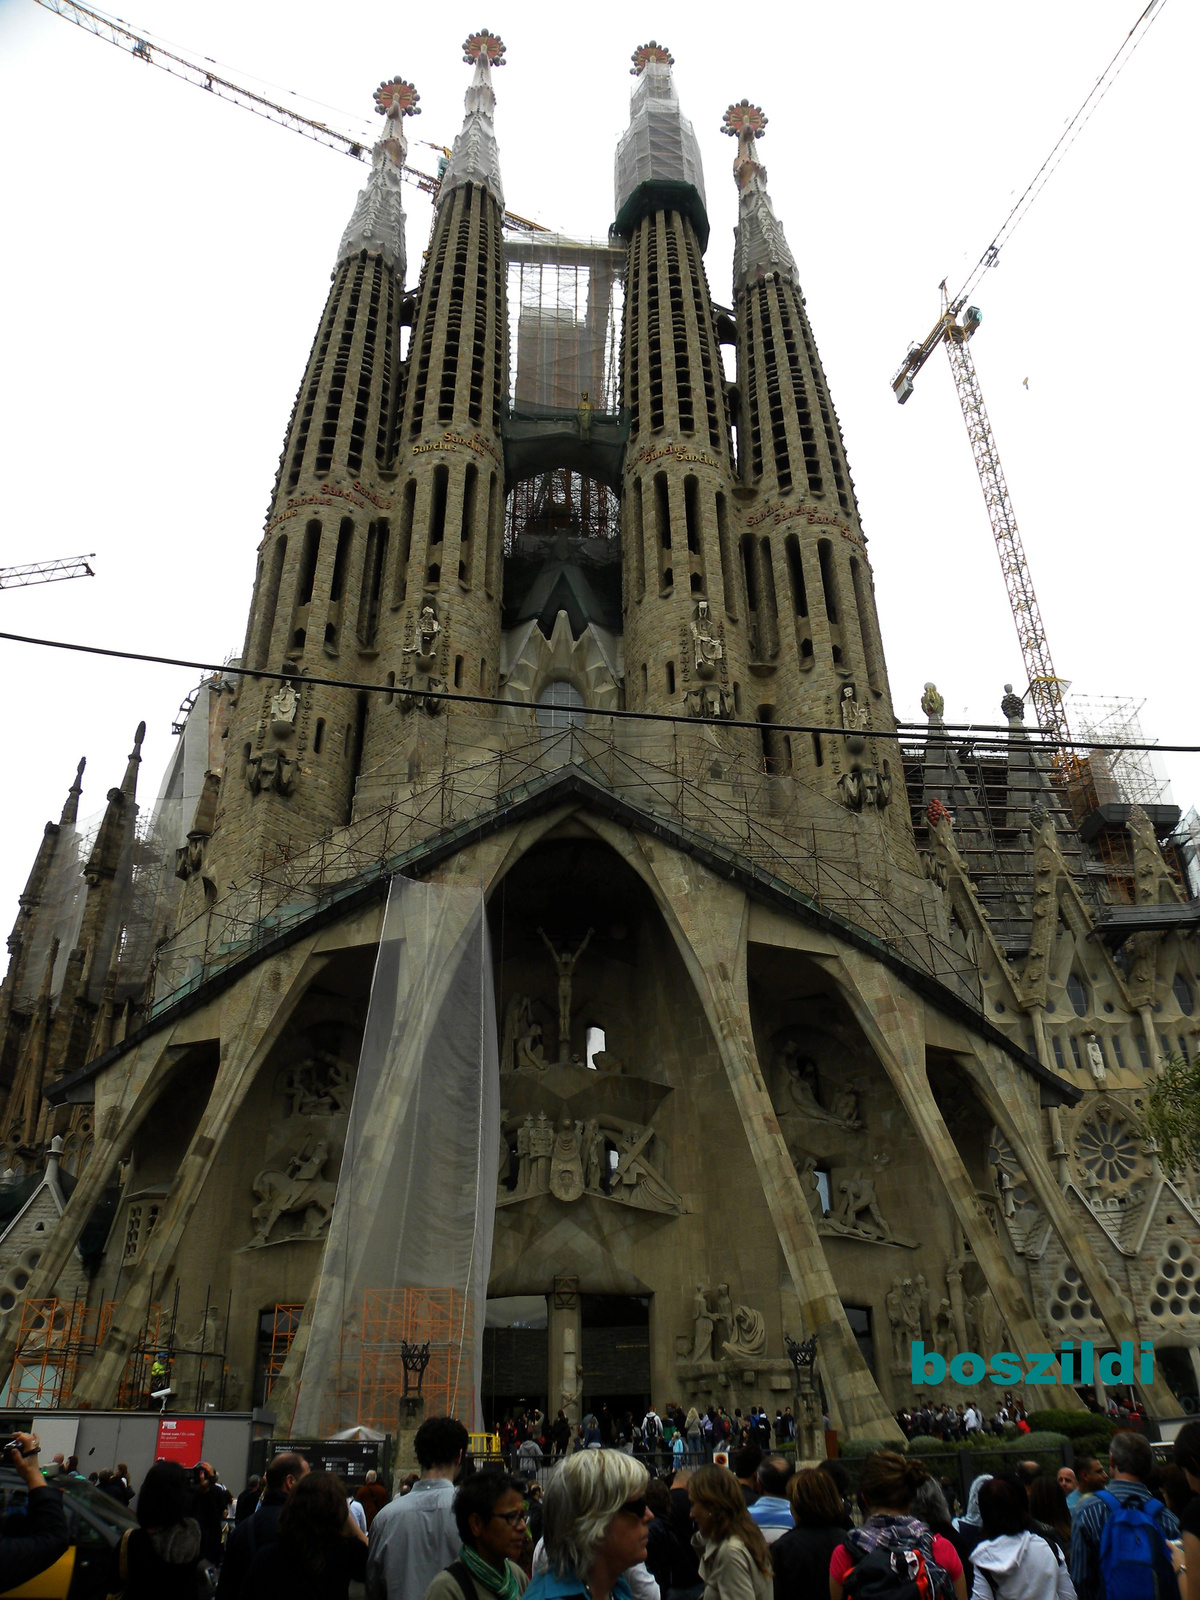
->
[[361, 28, 508, 765], [725, 101, 901, 830], [204, 76, 420, 890], [614, 44, 749, 727]]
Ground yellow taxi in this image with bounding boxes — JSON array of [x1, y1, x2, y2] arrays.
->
[[1, 1467, 137, 1599]]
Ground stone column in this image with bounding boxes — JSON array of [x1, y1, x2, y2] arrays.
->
[[548, 1280, 582, 1433]]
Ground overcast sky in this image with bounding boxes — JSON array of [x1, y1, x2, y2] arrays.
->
[[0, 0, 1194, 934]]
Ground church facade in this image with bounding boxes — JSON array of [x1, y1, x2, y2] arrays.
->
[[1, 36, 1198, 1440]]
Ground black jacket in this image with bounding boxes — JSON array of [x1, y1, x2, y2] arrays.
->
[[668, 1488, 702, 1588], [0, 1484, 69, 1591], [771, 1524, 848, 1600], [241, 1534, 367, 1600], [217, 1493, 287, 1599]]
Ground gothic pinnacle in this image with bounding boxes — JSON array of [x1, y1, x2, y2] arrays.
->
[[337, 76, 419, 275], [120, 721, 146, 798], [440, 30, 506, 206], [722, 99, 797, 292], [60, 757, 85, 826]]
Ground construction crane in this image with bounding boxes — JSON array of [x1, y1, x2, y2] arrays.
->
[[889, 0, 1167, 769], [0, 555, 95, 591], [31, 0, 549, 234]]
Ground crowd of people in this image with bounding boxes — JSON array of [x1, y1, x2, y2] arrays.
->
[[894, 1391, 1149, 1445], [498, 1404, 802, 1469], [5, 1414, 1200, 1600]]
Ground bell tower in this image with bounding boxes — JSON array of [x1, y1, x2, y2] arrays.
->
[[614, 44, 749, 728]]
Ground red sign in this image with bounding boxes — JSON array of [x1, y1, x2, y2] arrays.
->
[[155, 1417, 205, 1466]]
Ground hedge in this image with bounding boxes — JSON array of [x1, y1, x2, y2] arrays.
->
[[1027, 1411, 1116, 1443]]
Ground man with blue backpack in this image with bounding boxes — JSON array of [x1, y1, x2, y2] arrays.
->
[[1069, 1431, 1178, 1600]]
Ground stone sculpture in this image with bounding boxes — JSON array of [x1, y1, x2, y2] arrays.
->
[[776, 1040, 862, 1128], [722, 1304, 767, 1360], [530, 1111, 554, 1190], [250, 1143, 336, 1246], [690, 1284, 715, 1362], [549, 1111, 585, 1202], [497, 1111, 683, 1214], [691, 598, 724, 679], [828, 1168, 893, 1240], [538, 926, 594, 1062]]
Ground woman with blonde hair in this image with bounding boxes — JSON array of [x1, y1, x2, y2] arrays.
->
[[523, 1449, 652, 1600], [687, 1464, 773, 1600]]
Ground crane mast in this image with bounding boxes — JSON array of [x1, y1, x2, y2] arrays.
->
[[0, 554, 96, 590]]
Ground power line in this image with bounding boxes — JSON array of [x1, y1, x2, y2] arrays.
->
[[0, 627, 1194, 757]]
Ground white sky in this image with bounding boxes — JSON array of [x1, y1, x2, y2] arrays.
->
[[0, 0, 1195, 934]]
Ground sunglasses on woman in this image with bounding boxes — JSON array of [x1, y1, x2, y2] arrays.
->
[[619, 1497, 648, 1519]]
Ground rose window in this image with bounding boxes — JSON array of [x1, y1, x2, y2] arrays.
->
[[1148, 1238, 1200, 1322], [1077, 1115, 1139, 1184]]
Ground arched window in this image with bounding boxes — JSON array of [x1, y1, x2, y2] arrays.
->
[[536, 680, 586, 729], [1173, 974, 1194, 1015], [1066, 974, 1089, 1017]]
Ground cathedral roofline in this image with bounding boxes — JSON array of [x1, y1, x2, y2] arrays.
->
[[45, 767, 1079, 1111]]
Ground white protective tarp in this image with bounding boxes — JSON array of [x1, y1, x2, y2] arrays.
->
[[287, 875, 499, 1435], [614, 59, 706, 220]]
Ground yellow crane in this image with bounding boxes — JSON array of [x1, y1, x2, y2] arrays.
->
[[30, 0, 549, 234], [889, 0, 1167, 769]]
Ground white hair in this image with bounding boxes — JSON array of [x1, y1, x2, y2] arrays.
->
[[541, 1450, 649, 1579]]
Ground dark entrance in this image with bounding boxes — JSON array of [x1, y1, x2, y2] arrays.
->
[[581, 1294, 651, 1435], [483, 1296, 548, 1427]]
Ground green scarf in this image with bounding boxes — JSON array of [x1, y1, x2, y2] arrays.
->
[[460, 1542, 521, 1600]]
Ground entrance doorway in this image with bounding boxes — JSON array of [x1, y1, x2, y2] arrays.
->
[[581, 1294, 650, 1439], [483, 1296, 548, 1428]]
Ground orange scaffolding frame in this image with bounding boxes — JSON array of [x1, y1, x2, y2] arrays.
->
[[8, 1298, 115, 1407], [355, 1287, 471, 1434]]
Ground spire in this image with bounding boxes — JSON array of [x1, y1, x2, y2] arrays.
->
[[614, 42, 708, 247], [120, 721, 146, 799], [440, 30, 505, 206], [337, 77, 420, 276], [722, 100, 797, 294], [60, 758, 85, 826]]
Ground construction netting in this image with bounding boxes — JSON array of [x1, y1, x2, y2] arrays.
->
[[506, 235, 625, 415], [282, 876, 498, 1436], [614, 59, 706, 221]]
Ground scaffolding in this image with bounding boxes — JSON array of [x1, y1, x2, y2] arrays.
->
[[505, 469, 620, 552], [354, 1287, 469, 1436], [7, 1297, 115, 1407], [111, 1280, 232, 1412], [1069, 694, 1172, 811], [506, 236, 625, 415], [260, 1303, 304, 1404]]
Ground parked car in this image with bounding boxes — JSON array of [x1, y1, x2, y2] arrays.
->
[[1, 1467, 137, 1599]]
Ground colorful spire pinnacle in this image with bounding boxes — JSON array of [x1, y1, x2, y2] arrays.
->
[[337, 77, 419, 275], [630, 41, 674, 74], [440, 29, 506, 205], [722, 99, 797, 292]]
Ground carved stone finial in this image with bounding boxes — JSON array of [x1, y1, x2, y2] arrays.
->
[[926, 797, 951, 829], [1001, 682, 1025, 723], [920, 682, 944, 719], [463, 29, 506, 66], [722, 100, 768, 140], [374, 78, 421, 118], [631, 41, 673, 74]]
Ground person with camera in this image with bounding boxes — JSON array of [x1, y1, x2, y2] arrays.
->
[[0, 1431, 69, 1589]]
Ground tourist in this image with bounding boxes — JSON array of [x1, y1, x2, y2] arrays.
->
[[421, 1469, 529, 1600], [192, 1460, 234, 1565], [1027, 1478, 1071, 1553], [685, 1409, 704, 1463], [969, 1474, 1075, 1600], [912, 1476, 973, 1580], [645, 1478, 684, 1596], [954, 1474, 992, 1561], [731, 1445, 762, 1509], [664, 1467, 703, 1600], [816, 1460, 854, 1530], [771, 1466, 847, 1600], [218, 1452, 309, 1600], [359, 1470, 390, 1530], [1066, 1459, 1106, 1512], [523, 1449, 652, 1600], [829, 1453, 964, 1600], [1055, 1469, 1077, 1510], [367, 1416, 470, 1600], [0, 1432, 68, 1592], [747, 1456, 793, 1545], [1069, 1431, 1178, 1600], [687, 1463, 772, 1600], [235, 1475, 263, 1524], [1173, 1420, 1200, 1600], [109, 1459, 206, 1599], [241, 1470, 367, 1598]]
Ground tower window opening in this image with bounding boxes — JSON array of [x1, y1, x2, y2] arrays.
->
[[454, 655, 464, 688], [329, 517, 353, 603], [313, 718, 325, 754], [427, 562, 440, 585], [385, 672, 395, 703], [1112, 1035, 1126, 1069], [255, 534, 287, 668], [298, 520, 321, 606], [757, 705, 788, 774], [479, 658, 488, 693], [1174, 975, 1193, 1014], [291, 627, 306, 651], [1052, 1036, 1066, 1071], [785, 533, 808, 617], [655, 473, 671, 548], [757, 537, 780, 659], [740, 534, 759, 610], [536, 679, 586, 729], [811, 731, 823, 767], [484, 472, 499, 598], [666, 661, 676, 695], [459, 465, 477, 588], [393, 481, 416, 606], [817, 538, 839, 624], [324, 622, 337, 648], [690, 573, 703, 593], [851, 556, 883, 692], [1136, 1033, 1149, 1069], [242, 742, 251, 778], [641, 663, 648, 698], [1067, 974, 1089, 1017], [357, 519, 389, 647], [586, 1026, 606, 1071], [347, 691, 368, 821], [684, 476, 701, 554], [715, 493, 737, 619], [430, 465, 448, 546], [733, 681, 742, 716], [1069, 1036, 1083, 1071], [630, 478, 646, 601]]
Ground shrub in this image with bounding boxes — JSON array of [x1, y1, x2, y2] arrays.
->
[[840, 1437, 905, 1458], [1015, 1431, 1071, 1452], [906, 1435, 944, 1456], [1027, 1411, 1116, 1444]]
